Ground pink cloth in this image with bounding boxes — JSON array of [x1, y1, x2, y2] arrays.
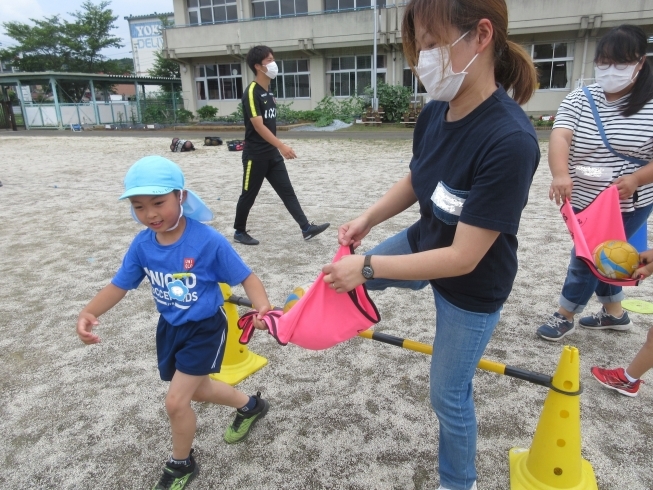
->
[[237, 245, 381, 350], [560, 186, 639, 286]]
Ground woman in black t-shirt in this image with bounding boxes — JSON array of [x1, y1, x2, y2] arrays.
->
[[321, 1, 539, 489]]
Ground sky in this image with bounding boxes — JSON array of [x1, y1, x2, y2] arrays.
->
[[0, 0, 174, 59]]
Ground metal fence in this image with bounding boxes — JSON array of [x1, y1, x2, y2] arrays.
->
[[17, 96, 186, 129]]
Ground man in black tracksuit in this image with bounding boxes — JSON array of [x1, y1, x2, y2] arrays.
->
[[233, 45, 329, 246]]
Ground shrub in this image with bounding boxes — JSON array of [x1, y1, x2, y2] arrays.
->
[[197, 105, 218, 120], [365, 82, 412, 122], [176, 109, 194, 123]]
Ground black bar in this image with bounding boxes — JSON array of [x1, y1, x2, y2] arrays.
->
[[504, 366, 552, 389], [226, 295, 253, 308], [370, 331, 407, 348]]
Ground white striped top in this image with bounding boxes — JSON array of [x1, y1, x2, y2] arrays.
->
[[553, 83, 653, 212]]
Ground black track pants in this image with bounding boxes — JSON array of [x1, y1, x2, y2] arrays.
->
[[233, 154, 309, 232]]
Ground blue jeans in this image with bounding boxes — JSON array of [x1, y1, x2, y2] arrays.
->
[[365, 229, 501, 490], [560, 203, 653, 313]]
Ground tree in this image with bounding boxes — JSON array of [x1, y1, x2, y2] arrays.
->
[[147, 15, 181, 92], [0, 1, 123, 74]]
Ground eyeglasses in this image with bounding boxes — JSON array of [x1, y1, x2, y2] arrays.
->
[[596, 58, 643, 70]]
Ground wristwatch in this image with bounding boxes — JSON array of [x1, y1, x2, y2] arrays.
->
[[362, 255, 374, 280]]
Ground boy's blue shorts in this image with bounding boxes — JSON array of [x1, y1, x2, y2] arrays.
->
[[156, 308, 228, 381]]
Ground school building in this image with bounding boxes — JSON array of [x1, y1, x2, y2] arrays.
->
[[162, 0, 653, 116]]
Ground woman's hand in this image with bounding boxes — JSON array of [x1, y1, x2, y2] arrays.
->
[[322, 255, 366, 293], [549, 175, 573, 205], [613, 174, 639, 200], [338, 215, 372, 249]]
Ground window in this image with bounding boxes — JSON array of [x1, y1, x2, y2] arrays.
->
[[270, 60, 311, 98], [324, 0, 385, 11], [326, 55, 386, 97], [195, 63, 243, 100], [529, 42, 573, 90], [187, 0, 238, 25], [252, 0, 308, 18], [403, 64, 426, 94]]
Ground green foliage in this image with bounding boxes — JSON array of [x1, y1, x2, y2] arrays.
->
[[214, 103, 244, 123], [0, 1, 123, 102], [176, 109, 194, 123], [315, 116, 334, 127], [0, 1, 123, 73], [147, 17, 180, 87], [314, 95, 365, 124], [274, 101, 320, 123], [365, 82, 412, 122], [197, 105, 218, 120]]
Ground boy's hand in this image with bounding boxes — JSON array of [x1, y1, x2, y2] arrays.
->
[[77, 312, 101, 344], [613, 175, 639, 200], [253, 304, 272, 330], [279, 144, 296, 160]]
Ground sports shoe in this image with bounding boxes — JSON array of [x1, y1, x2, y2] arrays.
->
[[152, 449, 198, 490], [223, 391, 269, 444], [302, 222, 330, 240], [234, 231, 259, 246], [579, 307, 632, 331], [536, 312, 575, 341], [590, 366, 641, 397]]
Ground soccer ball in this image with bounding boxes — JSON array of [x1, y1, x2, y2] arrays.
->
[[283, 283, 312, 313], [593, 240, 640, 279]]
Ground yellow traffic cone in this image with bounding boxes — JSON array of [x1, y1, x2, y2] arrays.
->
[[509, 346, 598, 489], [209, 283, 268, 386]]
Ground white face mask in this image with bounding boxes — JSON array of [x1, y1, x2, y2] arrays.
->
[[595, 63, 640, 94], [263, 61, 278, 79], [415, 31, 478, 102]]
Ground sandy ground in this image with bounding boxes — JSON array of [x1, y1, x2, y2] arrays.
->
[[0, 135, 652, 490]]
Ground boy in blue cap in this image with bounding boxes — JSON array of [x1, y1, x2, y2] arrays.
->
[[76, 156, 272, 490]]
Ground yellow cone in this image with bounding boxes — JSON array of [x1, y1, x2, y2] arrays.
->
[[209, 283, 268, 386], [509, 346, 598, 489]]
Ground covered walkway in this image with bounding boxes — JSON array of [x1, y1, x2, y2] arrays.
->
[[0, 72, 181, 129]]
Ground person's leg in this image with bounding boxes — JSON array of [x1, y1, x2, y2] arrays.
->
[[430, 290, 501, 490], [627, 326, 653, 379], [364, 228, 429, 291], [233, 157, 269, 232], [166, 371, 206, 460], [192, 376, 249, 407], [265, 154, 309, 229], [558, 246, 599, 318]]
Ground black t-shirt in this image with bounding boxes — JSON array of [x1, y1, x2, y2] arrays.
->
[[242, 81, 279, 159], [407, 86, 540, 313]]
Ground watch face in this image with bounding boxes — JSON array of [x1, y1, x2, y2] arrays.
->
[[362, 266, 374, 279]]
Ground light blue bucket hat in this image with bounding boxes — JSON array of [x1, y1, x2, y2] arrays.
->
[[120, 156, 213, 222]]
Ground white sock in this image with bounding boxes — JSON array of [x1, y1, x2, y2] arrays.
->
[[624, 370, 638, 383]]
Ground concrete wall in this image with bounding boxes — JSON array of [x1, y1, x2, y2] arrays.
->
[[165, 0, 653, 116]]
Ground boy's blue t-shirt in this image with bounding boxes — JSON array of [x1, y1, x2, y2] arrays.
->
[[407, 85, 540, 313], [112, 217, 251, 326]]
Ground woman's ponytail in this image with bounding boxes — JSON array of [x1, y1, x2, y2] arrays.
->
[[496, 40, 537, 105]]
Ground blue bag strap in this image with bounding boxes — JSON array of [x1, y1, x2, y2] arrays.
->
[[582, 86, 648, 166]]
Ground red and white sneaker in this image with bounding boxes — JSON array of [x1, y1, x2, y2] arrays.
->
[[590, 366, 641, 397]]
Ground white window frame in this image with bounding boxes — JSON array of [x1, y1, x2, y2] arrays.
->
[[195, 63, 243, 100], [529, 42, 574, 91], [251, 0, 308, 19], [324, 0, 385, 12], [326, 55, 387, 97], [270, 60, 311, 99], [187, 0, 238, 25]]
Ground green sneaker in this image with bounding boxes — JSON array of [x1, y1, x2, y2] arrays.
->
[[152, 449, 198, 490], [223, 391, 270, 444]]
